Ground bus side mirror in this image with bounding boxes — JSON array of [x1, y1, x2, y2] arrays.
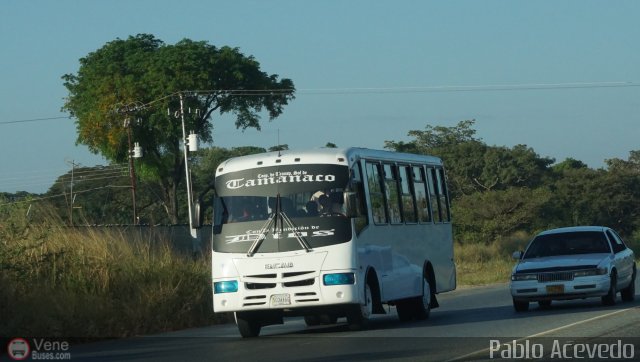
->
[[193, 201, 203, 229], [344, 191, 358, 218]]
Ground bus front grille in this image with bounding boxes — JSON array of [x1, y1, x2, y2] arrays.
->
[[243, 295, 267, 307], [243, 271, 317, 290]]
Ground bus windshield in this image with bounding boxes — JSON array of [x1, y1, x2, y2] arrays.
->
[[213, 164, 353, 254]]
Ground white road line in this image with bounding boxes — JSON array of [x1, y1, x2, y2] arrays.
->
[[446, 306, 637, 361]]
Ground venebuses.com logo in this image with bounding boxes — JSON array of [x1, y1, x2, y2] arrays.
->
[[6, 338, 71, 360]]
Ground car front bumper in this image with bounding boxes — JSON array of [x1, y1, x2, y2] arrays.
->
[[510, 275, 610, 302]]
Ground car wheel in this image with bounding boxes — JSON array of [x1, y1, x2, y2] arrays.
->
[[621, 267, 636, 302], [602, 273, 617, 306], [235, 312, 261, 338], [538, 300, 552, 309], [347, 281, 373, 331], [513, 298, 529, 312]]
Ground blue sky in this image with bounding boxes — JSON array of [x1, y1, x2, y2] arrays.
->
[[1, 0, 639, 193]]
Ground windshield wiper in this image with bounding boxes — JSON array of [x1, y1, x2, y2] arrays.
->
[[246, 213, 276, 257], [280, 209, 313, 253], [246, 194, 312, 256]]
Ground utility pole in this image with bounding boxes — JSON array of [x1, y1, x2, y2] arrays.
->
[[175, 92, 201, 256], [68, 160, 76, 225], [179, 93, 197, 239], [115, 102, 144, 225], [124, 117, 138, 225]]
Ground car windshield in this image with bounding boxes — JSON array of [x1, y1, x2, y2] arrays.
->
[[523, 231, 611, 259]]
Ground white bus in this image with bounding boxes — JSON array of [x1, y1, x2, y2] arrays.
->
[[211, 147, 456, 337]]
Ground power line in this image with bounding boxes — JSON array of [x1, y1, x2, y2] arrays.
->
[[0, 185, 133, 207], [3, 81, 639, 126], [0, 116, 70, 125]]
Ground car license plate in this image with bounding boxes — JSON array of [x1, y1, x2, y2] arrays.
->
[[546, 284, 564, 294], [270, 293, 291, 307]]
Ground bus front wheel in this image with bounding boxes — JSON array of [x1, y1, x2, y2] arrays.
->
[[347, 281, 373, 330], [235, 312, 261, 338]]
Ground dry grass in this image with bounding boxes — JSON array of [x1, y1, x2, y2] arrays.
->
[[454, 232, 530, 286], [0, 202, 228, 338]]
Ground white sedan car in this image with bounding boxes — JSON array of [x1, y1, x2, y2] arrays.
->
[[510, 226, 636, 312]]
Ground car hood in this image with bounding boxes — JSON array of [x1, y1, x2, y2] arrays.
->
[[515, 253, 611, 273]]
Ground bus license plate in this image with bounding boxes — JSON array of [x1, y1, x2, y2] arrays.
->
[[546, 284, 564, 294], [270, 293, 291, 307]]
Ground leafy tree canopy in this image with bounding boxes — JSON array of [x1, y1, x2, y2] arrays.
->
[[385, 120, 554, 198], [62, 34, 295, 223]]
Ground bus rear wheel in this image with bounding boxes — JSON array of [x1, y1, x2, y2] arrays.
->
[[415, 278, 432, 320], [397, 277, 431, 322], [235, 312, 261, 338]]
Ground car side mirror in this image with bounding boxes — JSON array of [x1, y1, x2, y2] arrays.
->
[[512, 251, 523, 260]]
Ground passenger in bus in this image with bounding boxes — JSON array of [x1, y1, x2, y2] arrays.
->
[[317, 192, 344, 215], [306, 200, 319, 216], [318, 194, 331, 213], [230, 199, 252, 222], [329, 191, 345, 214]]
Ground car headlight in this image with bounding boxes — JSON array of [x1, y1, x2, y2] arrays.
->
[[573, 267, 608, 277], [511, 273, 537, 281]]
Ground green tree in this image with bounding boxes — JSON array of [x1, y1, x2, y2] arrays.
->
[[385, 120, 553, 198], [453, 187, 552, 243], [62, 34, 295, 223]]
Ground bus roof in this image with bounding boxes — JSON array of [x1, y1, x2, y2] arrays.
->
[[215, 147, 443, 176]]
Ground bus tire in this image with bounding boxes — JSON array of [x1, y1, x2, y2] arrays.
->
[[347, 281, 373, 330], [235, 312, 261, 338], [319, 314, 338, 325], [415, 277, 432, 320], [396, 299, 414, 322], [304, 315, 320, 326]]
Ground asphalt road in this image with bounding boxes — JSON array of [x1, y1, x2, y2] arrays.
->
[[59, 281, 640, 361]]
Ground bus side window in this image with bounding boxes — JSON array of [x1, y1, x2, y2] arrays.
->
[[352, 162, 369, 234], [413, 166, 432, 223], [399, 165, 417, 223], [436, 168, 451, 222], [366, 161, 387, 224], [383, 163, 402, 224], [427, 167, 442, 223]]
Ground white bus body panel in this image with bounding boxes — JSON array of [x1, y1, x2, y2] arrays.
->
[[212, 242, 360, 312]]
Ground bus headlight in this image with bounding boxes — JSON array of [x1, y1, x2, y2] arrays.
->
[[214, 280, 238, 293], [323, 273, 355, 285]]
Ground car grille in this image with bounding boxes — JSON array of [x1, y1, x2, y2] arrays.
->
[[537, 271, 574, 282]]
